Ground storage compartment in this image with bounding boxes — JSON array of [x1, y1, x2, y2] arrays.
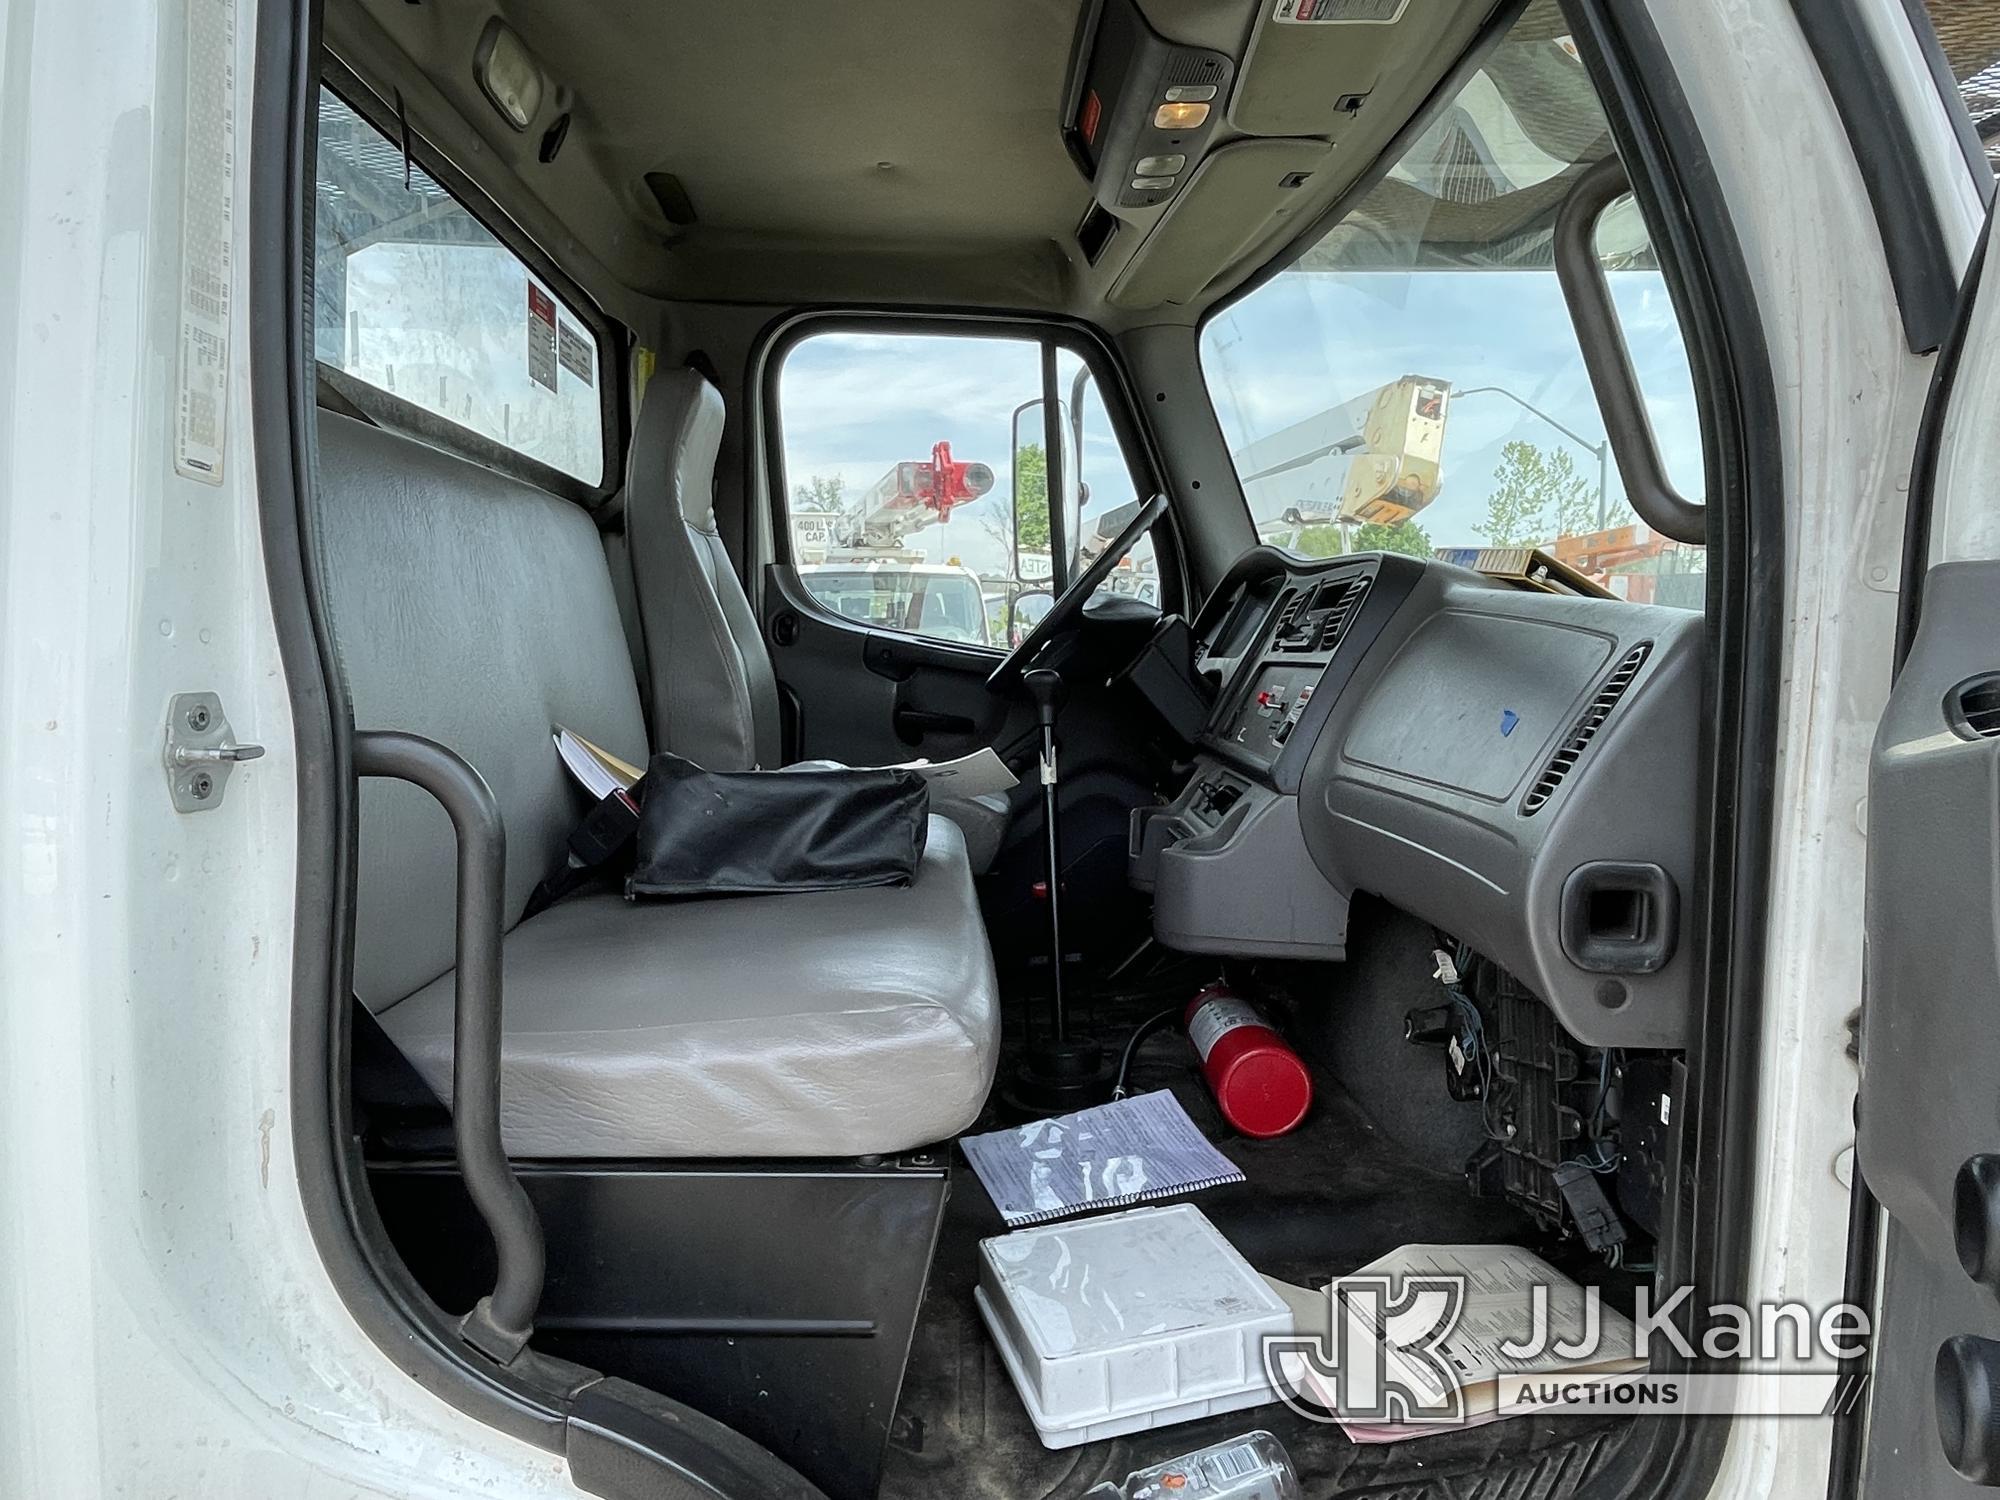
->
[[370, 1155, 949, 1500], [974, 1203, 1292, 1448], [1128, 802, 1181, 890], [1148, 773, 1349, 960]]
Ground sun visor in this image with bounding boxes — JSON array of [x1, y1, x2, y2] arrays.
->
[[1229, 0, 1409, 138], [1107, 136, 1328, 308]]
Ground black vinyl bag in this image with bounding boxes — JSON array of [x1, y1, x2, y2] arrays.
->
[[626, 752, 929, 898]]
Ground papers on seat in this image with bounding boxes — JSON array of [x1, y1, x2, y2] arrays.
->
[[1271, 1243, 1646, 1444], [961, 1090, 1245, 1226], [893, 746, 1018, 797], [554, 726, 641, 803], [553, 729, 1017, 801]]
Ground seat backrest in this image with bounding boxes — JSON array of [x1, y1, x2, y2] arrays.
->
[[316, 410, 650, 1008], [626, 368, 782, 771]]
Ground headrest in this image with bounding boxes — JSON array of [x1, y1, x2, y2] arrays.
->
[[631, 366, 726, 533]]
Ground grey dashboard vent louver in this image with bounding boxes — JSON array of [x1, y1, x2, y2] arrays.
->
[[1272, 590, 1304, 640], [1274, 577, 1366, 654], [1314, 577, 1369, 651], [1948, 674, 2000, 740], [1521, 642, 1653, 816]]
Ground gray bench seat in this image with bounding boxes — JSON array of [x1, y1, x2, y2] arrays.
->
[[377, 818, 996, 1159], [319, 407, 999, 1160]]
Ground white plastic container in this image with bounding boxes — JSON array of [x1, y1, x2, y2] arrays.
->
[[974, 1203, 1293, 1449]]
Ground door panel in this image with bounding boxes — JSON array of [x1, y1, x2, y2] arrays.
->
[[765, 560, 1173, 970], [761, 320, 1176, 956], [765, 564, 1021, 768], [1859, 137, 2000, 1488], [1860, 561, 2000, 1493], [1862, 563, 2000, 1266]]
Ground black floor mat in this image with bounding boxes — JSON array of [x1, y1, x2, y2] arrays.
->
[[879, 1015, 1635, 1500]]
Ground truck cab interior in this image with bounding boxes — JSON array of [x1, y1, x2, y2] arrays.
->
[[272, 1, 1750, 1496]]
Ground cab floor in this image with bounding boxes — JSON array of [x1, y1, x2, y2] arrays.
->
[[878, 1004, 1636, 1500]]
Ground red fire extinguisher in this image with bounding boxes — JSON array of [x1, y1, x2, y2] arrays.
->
[[1185, 984, 1313, 1138]]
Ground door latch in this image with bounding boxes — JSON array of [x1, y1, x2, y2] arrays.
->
[[164, 692, 264, 812]]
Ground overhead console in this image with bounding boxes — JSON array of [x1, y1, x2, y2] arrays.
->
[[1060, 0, 1499, 310], [1061, 0, 1237, 215], [1130, 550, 1702, 1049]]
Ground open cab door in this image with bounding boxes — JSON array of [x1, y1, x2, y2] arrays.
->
[[1856, 208, 2000, 1493]]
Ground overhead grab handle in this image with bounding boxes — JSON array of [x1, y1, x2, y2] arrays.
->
[[354, 730, 545, 1364], [1553, 156, 1707, 547]]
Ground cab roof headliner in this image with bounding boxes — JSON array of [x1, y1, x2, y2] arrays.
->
[[326, 0, 1511, 322]]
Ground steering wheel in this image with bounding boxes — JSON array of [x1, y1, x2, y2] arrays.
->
[[987, 493, 1170, 692]]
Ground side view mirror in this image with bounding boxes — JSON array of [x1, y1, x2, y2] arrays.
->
[[1009, 398, 1082, 592], [1008, 589, 1055, 648]]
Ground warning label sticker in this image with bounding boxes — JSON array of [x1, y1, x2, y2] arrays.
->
[[174, 0, 237, 484], [1274, 0, 1408, 23], [557, 320, 595, 386], [1188, 996, 1262, 1063], [527, 284, 559, 392]]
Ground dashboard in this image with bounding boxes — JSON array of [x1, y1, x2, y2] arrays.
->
[[1129, 548, 1702, 1049]]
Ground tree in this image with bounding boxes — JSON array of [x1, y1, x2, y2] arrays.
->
[[1286, 517, 1431, 560], [792, 472, 846, 510], [1352, 519, 1433, 558], [1014, 443, 1051, 553], [981, 443, 1050, 563], [1290, 524, 1346, 559], [1475, 440, 1597, 546]]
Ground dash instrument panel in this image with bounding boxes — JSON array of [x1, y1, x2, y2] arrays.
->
[[1190, 551, 1415, 791]]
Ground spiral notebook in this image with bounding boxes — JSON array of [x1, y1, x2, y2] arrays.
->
[[961, 1090, 1246, 1226]]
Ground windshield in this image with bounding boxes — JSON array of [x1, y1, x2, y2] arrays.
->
[[1199, 0, 1706, 608]]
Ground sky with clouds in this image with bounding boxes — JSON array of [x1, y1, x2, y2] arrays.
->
[[778, 266, 1704, 582]]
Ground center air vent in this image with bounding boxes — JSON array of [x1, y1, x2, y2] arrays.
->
[[1274, 577, 1367, 654], [1948, 673, 2000, 740], [1272, 589, 1304, 641], [1314, 577, 1369, 651], [1521, 642, 1653, 816]]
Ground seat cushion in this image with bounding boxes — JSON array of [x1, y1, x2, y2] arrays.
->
[[375, 816, 1000, 1158], [934, 789, 1010, 873]]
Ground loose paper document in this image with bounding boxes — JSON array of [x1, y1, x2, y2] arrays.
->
[[554, 727, 642, 801], [883, 746, 1018, 797], [554, 733, 1016, 800], [1273, 1243, 1645, 1442], [961, 1090, 1245, 1225]]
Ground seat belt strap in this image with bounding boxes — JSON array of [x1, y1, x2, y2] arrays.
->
[[523, 782, 645, 918]]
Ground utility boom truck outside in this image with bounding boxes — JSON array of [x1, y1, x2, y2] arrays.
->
[[1233, 374, 1451, 539], [793, 441, 996, 564]]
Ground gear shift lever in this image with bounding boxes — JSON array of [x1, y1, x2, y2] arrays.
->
[[1010, 667, 1108, 1112], [1024, 668, 1070, 1039]]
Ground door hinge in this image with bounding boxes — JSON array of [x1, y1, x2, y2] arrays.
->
[[164, 692, 264, 812]]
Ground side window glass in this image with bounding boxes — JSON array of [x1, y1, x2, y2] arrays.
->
[[778, 331, 1151, 647], [1198, 0, 1706, 608], [312, 89, 606, 485], [1918, 4, 2000, 174]]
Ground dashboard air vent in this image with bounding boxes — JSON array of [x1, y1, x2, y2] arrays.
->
[[1948, 673, 2000, 740], [1274, 577, 1366, 654], [1272, 589, 1304, 641], [1313, 577, 1369, 651], [1521, 642, 1653, 816]]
